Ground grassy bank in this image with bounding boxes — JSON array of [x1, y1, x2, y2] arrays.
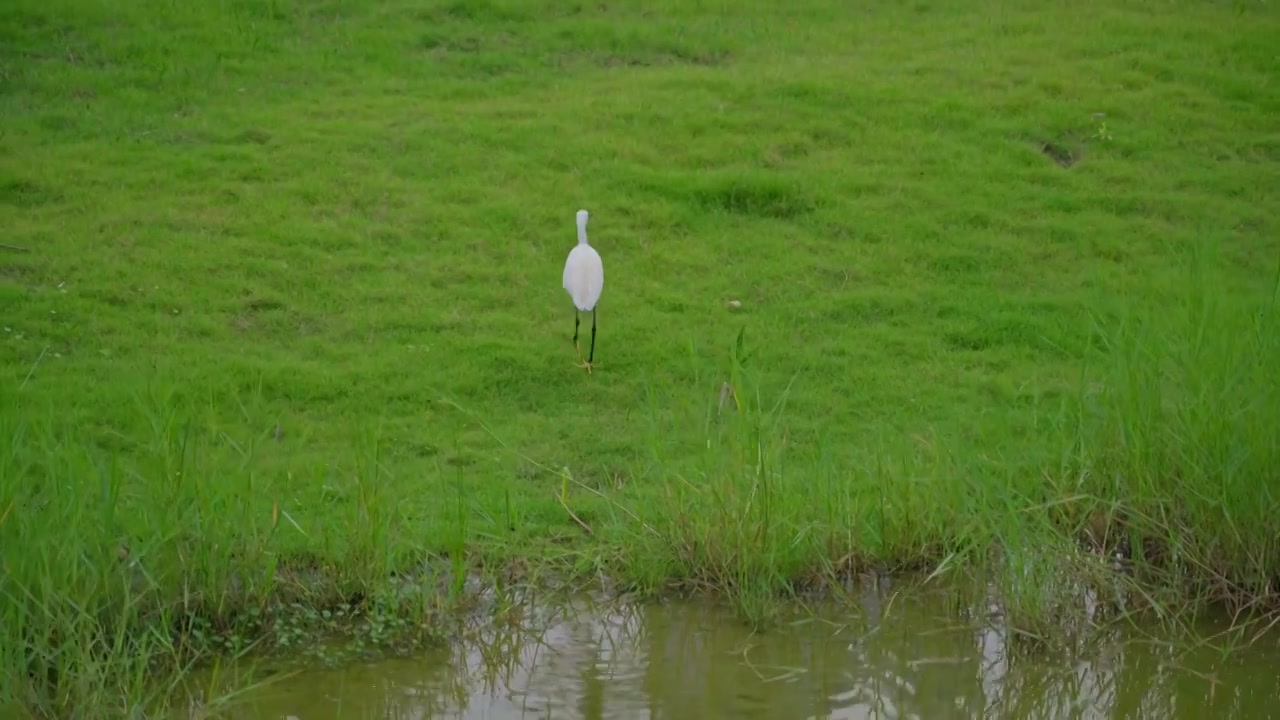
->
[[4, 0, 1279, 714]]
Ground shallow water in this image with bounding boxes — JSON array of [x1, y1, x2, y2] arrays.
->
[[189, 578, 1280, 719]]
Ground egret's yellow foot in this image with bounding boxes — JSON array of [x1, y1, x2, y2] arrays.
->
[[572, 341, 592, 373]]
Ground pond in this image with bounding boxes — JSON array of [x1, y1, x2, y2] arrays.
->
[[184, 576, 1279, 719]]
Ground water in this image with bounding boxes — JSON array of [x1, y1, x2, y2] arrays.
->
[[189, 578, 1280, 719]]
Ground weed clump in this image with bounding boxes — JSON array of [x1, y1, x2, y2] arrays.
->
[[692, 174, 819, 219]]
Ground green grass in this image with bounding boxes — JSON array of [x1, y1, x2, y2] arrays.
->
[[3, 0, 1280, 714]]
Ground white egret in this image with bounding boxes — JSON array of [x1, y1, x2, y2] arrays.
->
[[562, 209, 604, 373]]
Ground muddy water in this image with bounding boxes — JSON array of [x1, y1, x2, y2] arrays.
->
[[192, 578, 1280, 719]]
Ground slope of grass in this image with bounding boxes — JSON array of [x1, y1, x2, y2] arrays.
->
[[3, 0, 1279, 714]]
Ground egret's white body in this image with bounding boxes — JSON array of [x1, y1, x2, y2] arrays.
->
[[562, 209, 604, 372], [562, 210, 603, 311]]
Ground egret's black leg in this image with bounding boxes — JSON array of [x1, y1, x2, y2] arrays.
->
[[588, 308, 597, 364], [572, 311, 586, 365]]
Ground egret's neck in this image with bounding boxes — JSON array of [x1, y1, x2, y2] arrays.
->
[[576, 217, 589, 245]]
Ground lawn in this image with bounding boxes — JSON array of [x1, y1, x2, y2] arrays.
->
[[3, 0, 1279, 714]]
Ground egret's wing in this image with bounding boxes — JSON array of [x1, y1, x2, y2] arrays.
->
[[584, 251, 604, 304], [563, 246, 604, 310]]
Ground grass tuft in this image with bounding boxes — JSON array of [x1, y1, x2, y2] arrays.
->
[[1055, 251, 1280, 615]]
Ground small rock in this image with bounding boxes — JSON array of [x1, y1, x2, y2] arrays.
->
[[718, 381, 739, 414], [727, 299, 742, 310]]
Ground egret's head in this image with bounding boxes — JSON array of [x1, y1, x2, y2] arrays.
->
[[576, 209, 590, 243]]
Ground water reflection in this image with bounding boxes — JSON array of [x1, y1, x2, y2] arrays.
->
[[197, 579, 1280, 719]]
